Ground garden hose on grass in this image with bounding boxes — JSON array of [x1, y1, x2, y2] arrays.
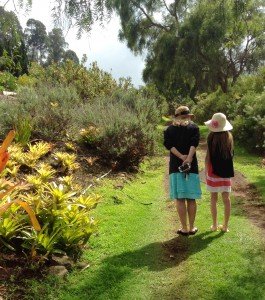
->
[[114, 186, 153, 206], [92, 169, 153, 205]]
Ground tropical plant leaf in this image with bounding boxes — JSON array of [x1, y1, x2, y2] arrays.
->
[[0, 200, 41, 231], [0, 130, 16, 173], [0, 181, 21, 199], [0, 130, 16, 153], [0, 152, 10, 173], [0, 236, 16, 251]]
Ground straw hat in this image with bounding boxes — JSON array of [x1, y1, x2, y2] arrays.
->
[[204, 113, 233, 132], [174, 106, 194, 118]]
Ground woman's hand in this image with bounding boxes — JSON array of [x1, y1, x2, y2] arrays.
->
[[182, 156, 192, 166], [181, 154, 188, 162]]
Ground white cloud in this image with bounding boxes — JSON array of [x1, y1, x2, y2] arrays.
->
[[2, 0, 145, 87]]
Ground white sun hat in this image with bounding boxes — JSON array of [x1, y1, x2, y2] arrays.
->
[[204, 112, 233, 132]]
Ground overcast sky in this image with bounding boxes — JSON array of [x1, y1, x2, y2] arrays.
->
[[3, 0, 145, 87]]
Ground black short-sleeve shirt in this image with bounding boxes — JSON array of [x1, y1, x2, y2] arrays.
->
[[163, 123, 200, 174]]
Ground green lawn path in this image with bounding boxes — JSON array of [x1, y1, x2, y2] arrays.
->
[[26, 128, 265, 300]]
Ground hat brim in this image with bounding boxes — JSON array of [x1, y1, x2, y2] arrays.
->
[[176, 114, 194, 119], [204, 120, 233, 132]]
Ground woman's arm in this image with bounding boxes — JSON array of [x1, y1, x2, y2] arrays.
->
[[182, 145, 195, 165], [180, 125, 199, 166], [170, 147, 187, 161], [205, 147, 210, 175]]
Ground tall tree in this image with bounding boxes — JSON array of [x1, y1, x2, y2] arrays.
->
[[5, 0, 265, 98], [0, 6, 28, 75], [175, 0, 265, 94], [3, 0, 112, 37], [47, 28, 68, 64], [110, 0, 265, 98], [24, 18, 48, 65], [63, 49, 79, 64]]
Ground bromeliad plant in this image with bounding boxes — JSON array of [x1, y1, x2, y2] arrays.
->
[[1, 141, 52, 172], [53, 151, 80, 173], [20, 183, 100, 258], [0, 130, 100, 261], [35, 163, 56, 182], [22, 141, 52, 168], [0, 131, 41, 250]]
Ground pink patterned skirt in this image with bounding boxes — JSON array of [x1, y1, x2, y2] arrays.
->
[[206, 162, 232, 192]]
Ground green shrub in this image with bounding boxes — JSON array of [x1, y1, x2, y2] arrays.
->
[[14, 117, 32, 146], [27, 60, 118, 101], [192, 89, 231, 124], [11, 84, 81, 140], [229, 92, 265, 153], [79, 126, 101, 148], [225, 68, 265, 154], [73, 89, 161, 170], [139, 84, 169, 116], [232, 66, 265, 95], [0, 99, 21, 138], [192, 68, 265, 154], [17, 73, 36, 87], [0, 71, 17, 91]]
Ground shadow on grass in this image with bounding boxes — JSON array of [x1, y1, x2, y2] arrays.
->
[[162, 230, 224, 259], [65, 230, 265, 300], [65, 231, 226, 299]]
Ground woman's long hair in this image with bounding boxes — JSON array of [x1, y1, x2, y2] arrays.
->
[[208, 131, 234, 159]]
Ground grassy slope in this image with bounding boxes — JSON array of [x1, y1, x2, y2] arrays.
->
[[25, 126, 265, 300], [234, 145, 265, 202]]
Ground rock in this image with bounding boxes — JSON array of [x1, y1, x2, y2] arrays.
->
[[75, 262, 91, 270], [3, 91, 17, 96], [48, 266, 68, 278], [50, 255, 74, 270]]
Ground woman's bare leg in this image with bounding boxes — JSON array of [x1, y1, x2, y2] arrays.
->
[[187, 199, 197, 231], [221, 192, 231, 232], [210, 192, 218, 231], [176, 199, 188, 232]]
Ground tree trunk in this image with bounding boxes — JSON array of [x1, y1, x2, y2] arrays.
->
[[217, 72, 228, 93]]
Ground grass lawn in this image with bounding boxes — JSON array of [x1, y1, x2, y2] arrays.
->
[[22, 126, 265, 300]]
